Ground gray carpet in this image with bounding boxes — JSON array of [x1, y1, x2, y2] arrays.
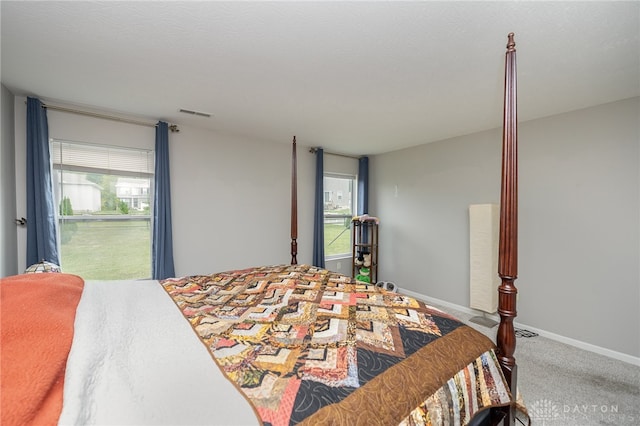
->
[[430, 304, 640, 426]]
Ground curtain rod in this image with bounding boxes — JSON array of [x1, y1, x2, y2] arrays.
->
[[35, 102, 180, 132], [309, 147, 361, 160]]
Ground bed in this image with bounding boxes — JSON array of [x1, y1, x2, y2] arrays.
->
[[1, 34, 526, 426]]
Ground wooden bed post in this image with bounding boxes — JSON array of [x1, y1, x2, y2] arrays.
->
[[497, 33, 519, 419], [291, 136, 298, 265]]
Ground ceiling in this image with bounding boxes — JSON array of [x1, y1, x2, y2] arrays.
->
[[2, 1, 638, 156]]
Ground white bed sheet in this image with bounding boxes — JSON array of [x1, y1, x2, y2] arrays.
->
[[58, 279, 259, 426]]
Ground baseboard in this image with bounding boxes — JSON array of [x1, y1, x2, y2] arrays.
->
[[400, 288, 640, 367], [509, 323, 640, 367]]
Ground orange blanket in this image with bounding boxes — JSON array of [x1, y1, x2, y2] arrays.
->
[[1, 273, 84, 426]]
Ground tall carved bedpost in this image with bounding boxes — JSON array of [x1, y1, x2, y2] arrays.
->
[[291, 136, 298, 265], [497, 32, 519, 420]]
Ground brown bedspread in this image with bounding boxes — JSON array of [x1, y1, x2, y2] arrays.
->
[[1, 273, 84, 426], [162, 264, 512, 425]]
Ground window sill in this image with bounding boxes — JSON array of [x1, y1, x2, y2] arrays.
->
[[325, 254, 352, 261]]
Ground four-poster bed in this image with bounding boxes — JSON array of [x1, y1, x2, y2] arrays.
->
[[288, 33, 522, 413], [1, 34, 524, 426]]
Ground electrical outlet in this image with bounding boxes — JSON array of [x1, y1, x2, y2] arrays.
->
[[337, 262, 342, 270]]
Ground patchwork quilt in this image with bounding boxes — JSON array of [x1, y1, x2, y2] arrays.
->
[[161, 264, 513, 425]]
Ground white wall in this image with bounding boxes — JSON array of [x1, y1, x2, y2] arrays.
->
[[371, 97, 640, 358], [12, 96, 315, 275], [1, 85, 18, 277]]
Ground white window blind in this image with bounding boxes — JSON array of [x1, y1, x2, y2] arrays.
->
[[51, 140, 154, 177]]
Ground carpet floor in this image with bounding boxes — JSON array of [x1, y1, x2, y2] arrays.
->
[[430, 303, 640, 426]]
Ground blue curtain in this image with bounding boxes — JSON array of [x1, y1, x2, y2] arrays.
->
[[312, 148, 325, 268], [152, 121, 175, 279], [26, 97, 59, 267], [357, 156, 369, 215]]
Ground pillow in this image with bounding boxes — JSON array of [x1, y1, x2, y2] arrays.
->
[[24, 260, 61, 273]]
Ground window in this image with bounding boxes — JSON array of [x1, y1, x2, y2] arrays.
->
[[323, 174, 356, 258], [51, 140, 154, 279]]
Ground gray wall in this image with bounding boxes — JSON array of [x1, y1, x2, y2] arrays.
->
[[371, 97, 640, 358], [1, 85, 18, 277], [168, 126, 315, 275], [7, 93, 638, 359]]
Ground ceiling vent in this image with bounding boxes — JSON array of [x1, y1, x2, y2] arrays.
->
[[179, 108, 211, 118]]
